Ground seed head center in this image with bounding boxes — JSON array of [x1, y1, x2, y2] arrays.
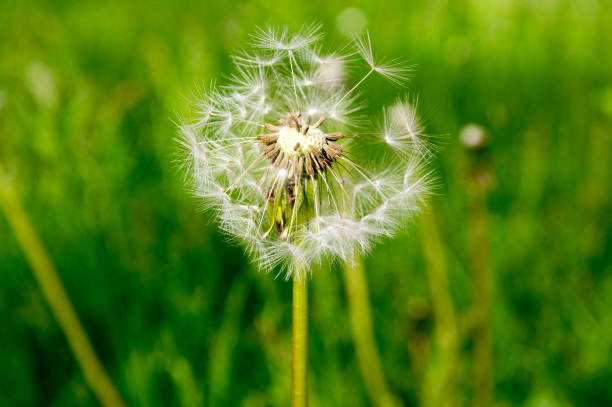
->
[[277, 126, 325, 158]]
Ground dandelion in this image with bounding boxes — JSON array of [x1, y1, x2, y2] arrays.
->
[[179, 25, 431, 278], [177, 24, 433, 405]]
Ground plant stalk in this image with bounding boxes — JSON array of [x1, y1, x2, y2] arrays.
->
[[0, 166, 127, 407], [342, 257, 401, 407], [291, 274, 308, 407], [419, 212, 459, 407], [469, 184, 492, 407], [463, 137, 494, 407]]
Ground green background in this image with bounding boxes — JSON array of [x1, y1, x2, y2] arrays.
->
[[1, 0, 611, 405]]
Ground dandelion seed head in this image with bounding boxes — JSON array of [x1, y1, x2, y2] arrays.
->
[[178, 25, 433, 279], [277, 126, 326, 158], [460, 123, 488, 151]]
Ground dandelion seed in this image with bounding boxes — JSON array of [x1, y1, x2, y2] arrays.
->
[[178, 25, 433, 279], [251, 23, 323, 52], [354, 30, 412, 86]]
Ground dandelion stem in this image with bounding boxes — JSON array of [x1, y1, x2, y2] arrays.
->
[[292, 273, 308, 407], [463, 137, 494, 407], [0, 166, 127, 407], [342, 256, 401, 407], [418, 212, 459, 407], [469, 182, 493, 407]]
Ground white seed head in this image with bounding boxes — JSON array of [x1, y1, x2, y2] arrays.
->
[[277, 126, 326, 158], [178, 25, 433, 279]]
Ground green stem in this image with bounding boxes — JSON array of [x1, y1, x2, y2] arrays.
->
[[463, 146, 494, 407], [292, 274, 308, 407], [342, 257, 401, 407], [0, 166, 127, 407], [469, 185, 492, 407], [418, 212, 459, 407]]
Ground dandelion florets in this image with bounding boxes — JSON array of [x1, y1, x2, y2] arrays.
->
[[178, 24, 434, 279]]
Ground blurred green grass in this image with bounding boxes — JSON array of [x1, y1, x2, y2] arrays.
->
[[1, 0, 611, 405]]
